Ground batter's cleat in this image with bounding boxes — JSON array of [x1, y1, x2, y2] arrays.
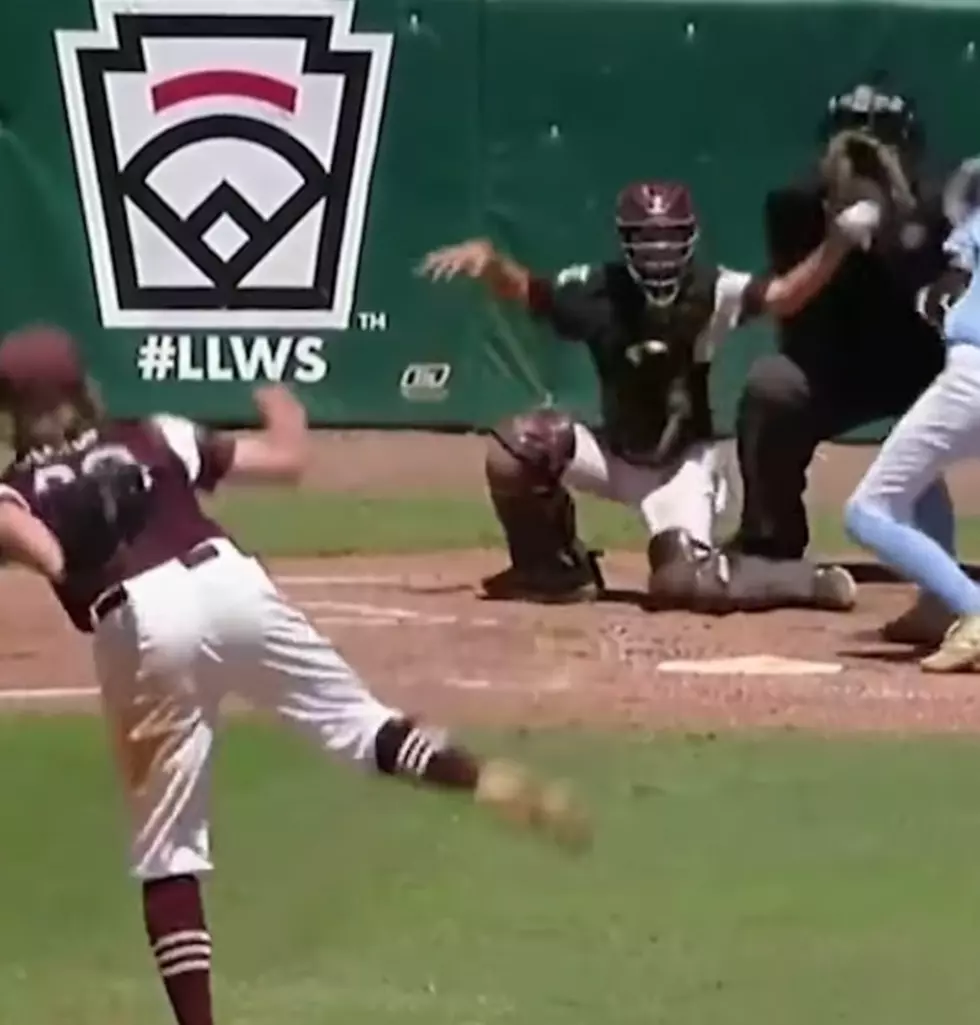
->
[[475, 758, 592, 852], [880, 593, 955, 646], [813, 565, 858, 611], [920, 616, 980, 672], [480, 561, 601, 604]]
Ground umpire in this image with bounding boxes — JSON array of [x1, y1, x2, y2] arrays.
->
[[731, 79, 953, 618]]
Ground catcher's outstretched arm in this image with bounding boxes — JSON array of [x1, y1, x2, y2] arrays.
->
[[482, 251, 535, 304], [418, 239, 536, 304], [0, 495, 65, 582]]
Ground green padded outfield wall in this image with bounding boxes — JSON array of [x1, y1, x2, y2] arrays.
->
[[1, 0, 979, 430]]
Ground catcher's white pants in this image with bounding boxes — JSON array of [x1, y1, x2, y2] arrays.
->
[[92, 538, 396, 881], [562, 424, 730, 545]]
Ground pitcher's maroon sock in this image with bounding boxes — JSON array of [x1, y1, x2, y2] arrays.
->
[[143, 875, 213, 1025]]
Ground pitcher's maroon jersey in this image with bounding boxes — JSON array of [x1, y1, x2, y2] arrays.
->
[[0, 415, 235, 632]]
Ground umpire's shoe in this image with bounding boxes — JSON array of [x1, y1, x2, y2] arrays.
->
[[475, 759, 591, 852], [481, 550, 604, 604], [880, 592, 955, 646]]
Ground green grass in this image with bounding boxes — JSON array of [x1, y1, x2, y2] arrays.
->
[[7, 719, 980, 1025], [209, 487, 980, 560]]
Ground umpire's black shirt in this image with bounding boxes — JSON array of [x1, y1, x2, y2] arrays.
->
[[765, 178, 948, 372]]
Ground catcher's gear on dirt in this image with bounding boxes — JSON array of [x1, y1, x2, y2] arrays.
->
[[615, 181, 698, 306], [820, 128, 916, 215], [645, 528, 857, 613], [38, 461, 152, 575], [484, 409, 603, 602]]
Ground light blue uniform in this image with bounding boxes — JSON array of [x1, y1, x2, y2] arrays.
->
[[845, 209, 980, 616]]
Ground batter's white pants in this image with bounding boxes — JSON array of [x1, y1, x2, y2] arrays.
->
[[562, 425, 730, 546], [92, 538, 397, 881]]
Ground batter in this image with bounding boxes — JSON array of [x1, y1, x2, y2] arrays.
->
[[845, 158, 980, 671]]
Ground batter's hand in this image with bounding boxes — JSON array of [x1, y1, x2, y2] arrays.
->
[[417, 239, 497, 282]]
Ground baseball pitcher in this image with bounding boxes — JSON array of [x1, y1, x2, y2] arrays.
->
[[421, 180, 876, 613], [0, 326, 588, 1025]]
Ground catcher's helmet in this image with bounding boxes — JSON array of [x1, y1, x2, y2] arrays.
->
[[820, 76, 923, 154], [615, 181, 699, 306]]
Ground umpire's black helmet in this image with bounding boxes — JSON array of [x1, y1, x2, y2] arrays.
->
[[820, 74, 924, 155]]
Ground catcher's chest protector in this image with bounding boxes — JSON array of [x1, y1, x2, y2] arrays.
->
[[594, 264, 719, 464]]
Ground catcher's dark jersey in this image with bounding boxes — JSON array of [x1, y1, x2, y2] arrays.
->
[[766, 178, 949, 366], [528, 260, 761, 466], [0, 417, 233, 632]]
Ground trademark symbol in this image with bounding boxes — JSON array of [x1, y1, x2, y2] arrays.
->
[[356, 311, 388, 331]]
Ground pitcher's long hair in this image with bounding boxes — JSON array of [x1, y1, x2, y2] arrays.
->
[[8, 378, 106, 462]]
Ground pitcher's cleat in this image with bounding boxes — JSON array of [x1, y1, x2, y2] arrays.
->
[[475, 759, 592, 852], [920, 615, 980, 672], [880, 592, 955, 646], [813, 565, 858, 611]]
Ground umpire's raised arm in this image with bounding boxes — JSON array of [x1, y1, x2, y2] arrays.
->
[[728, 200, 883, 328]]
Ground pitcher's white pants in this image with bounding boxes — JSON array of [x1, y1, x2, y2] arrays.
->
[[563, 425, 728, 545], [92, 539, 396, 881]]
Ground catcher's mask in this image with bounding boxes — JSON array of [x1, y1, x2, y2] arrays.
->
[[615, 181, 699, 307], [819, 79, 923, 158]]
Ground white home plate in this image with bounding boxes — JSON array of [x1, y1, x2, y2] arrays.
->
[[657, 654, 842, 676]]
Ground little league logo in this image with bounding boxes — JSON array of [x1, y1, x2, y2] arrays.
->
[[55, 0, 394, 331]]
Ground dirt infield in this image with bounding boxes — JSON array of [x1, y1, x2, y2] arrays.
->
[[4, 432, 980, 733]]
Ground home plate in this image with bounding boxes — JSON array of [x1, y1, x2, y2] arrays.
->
[[657, 654, 843, 676]]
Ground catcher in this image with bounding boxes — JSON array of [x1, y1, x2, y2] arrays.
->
[[730, 77, 957, 639], [420, 180, 878, 613], [0, 326, 587, 1025]]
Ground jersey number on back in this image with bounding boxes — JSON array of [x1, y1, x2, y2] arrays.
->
[[32, 445, 140, 495]]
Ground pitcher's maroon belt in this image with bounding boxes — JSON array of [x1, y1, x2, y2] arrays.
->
[[89, 543, 221, 626]]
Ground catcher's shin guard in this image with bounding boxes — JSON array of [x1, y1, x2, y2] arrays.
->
[[483, 411, 602, 602]]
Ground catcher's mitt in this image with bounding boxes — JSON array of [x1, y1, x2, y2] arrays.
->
[[38, 461, 152, 575], [820, 129, 916, 214]]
